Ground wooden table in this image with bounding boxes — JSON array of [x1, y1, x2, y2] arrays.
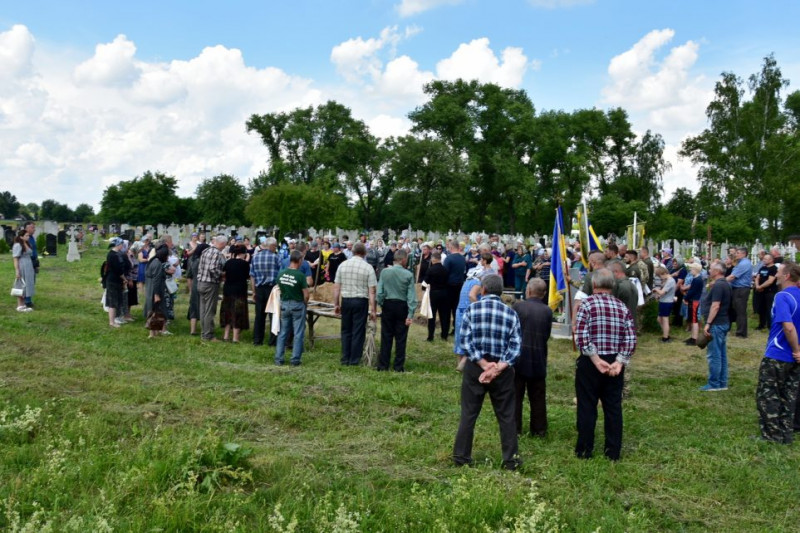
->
[[305, 301, 341, 349]]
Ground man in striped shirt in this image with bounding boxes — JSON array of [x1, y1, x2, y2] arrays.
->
[[574, 268, 637, 461], [453, 274, 522, 470]]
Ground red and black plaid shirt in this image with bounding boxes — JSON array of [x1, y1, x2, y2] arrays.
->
[[575, 292, 637, 365]]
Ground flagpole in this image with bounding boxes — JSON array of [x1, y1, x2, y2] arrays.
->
[[633, 211, 638, 249], [559, 208, 577, 351]]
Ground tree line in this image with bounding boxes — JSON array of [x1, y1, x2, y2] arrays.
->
[[5, 56, 796, 242]]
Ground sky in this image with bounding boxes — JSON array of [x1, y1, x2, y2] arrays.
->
[[1, 0, 799, 212]]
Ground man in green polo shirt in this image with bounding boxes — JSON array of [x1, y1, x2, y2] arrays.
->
[[377, 249, 417, 372], [275, 250, 310, 366]]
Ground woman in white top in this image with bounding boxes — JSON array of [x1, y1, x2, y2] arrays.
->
[[653, 266, 677, 342]]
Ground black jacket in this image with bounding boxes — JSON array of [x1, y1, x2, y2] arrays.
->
[[513, 297, 553, 379]]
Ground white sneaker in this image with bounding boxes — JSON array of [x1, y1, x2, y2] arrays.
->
[[16, 305, 27, 312], [114, 318, 125, 325]]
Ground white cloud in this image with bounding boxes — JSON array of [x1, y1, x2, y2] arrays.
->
[[0, 24, 35, 78], [0, 26, 322, 208], [528, 0, 594, 8], [396, 0, 463, 17], [601, 29, 716, 196], [368, 114, 412, 139], [436, 38, 529, 88], [602, 29, 714, 161], [73, 34, 140, 86]]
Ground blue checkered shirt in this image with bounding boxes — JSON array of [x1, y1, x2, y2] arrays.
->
[[250, 248, 281, 286], [459, 294, 521, 365]]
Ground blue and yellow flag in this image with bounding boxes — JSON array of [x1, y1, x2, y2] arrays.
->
[[626, 222, 645, 250], [548, 206, 568, 311], [576, 203, 603, 268]]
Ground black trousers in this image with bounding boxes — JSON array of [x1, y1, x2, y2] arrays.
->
[[253, 283, 276, 346], [341, 297, 368, 365], [757, 290, 776, 329], [428, 289, 450, 340], [732, 287, 750, 337], [378, 300, 409, 371], [514, 375, 547, 436], [671, 290, 684, 327], [453, 360, 519, 469], [575, 355, 624, 460]]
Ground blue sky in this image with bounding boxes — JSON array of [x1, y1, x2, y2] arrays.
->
[[1, 0, 798, 211]]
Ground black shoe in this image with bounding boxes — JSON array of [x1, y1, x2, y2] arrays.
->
[[684, 338, 696, 346], [426, 337, 434, 342], [661, 337, 672, 343]]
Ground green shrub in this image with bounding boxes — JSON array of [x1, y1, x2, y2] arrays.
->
[[0, 239, 9, 254], [36, 233, 46, 255]]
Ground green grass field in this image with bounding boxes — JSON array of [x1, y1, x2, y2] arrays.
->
[[2, 247, 799, 532]]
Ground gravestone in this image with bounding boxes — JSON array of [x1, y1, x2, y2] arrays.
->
[[46, 233, 58, 256], [43, 221, 59, 238], [123, 229, 135, 242], [66, 226, 81, 262], [3, 226, 14, 246], [91, 230, 99, 247], [57, 229, 67, 245]]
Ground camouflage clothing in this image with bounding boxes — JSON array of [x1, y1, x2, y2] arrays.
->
[[756, 357, 800, 444], [626, 259, 649, 287]]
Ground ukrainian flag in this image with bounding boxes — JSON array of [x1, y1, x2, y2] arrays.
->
[[576, 203, 603, 268], [548, 206, 568, 311]]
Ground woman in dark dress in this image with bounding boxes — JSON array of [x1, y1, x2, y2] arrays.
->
[[424, 250, 451, 342], [144, 245, 171, 337], [220, 245, 250, 343]]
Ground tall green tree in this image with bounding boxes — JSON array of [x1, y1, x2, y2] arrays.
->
[[73, 203, 95, 222], [409, 80, 537, 232], [246, 101, 376, 194], [386, 135, 468, 231], [0, 191, 20, 219], [40, 199, 75, 221], [195, 174, 249, 226], [99, 171, 181, 225], [681, 54, 799, 240], [246, 182, 352, 231]]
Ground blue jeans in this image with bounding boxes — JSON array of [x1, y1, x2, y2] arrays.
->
[[706, 323, 730, 388], [275, 300, 306, 365]]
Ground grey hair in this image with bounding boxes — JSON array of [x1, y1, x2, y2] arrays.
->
[[709, 262, 726, 276], [526, 277, 546, 298], [481, 274, 503, 296], [265, 237, 277, 247], [394, 249, 407, 263], [352, 242, 366, 256], [213, 234, 228, 245], [591, 268, 615, 290]]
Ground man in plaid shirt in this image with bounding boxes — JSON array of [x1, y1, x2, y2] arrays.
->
[[196, 235, 228, 342], [574, 268, 637, 461], [333, 242, 378, 365], [250, 236, 281, 346], [453, 274, 522, 470]]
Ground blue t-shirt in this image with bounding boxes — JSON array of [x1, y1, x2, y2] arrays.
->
[[765, 286, 800, 363]]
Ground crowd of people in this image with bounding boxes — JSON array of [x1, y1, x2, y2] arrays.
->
[[11, 223, 800, 464]]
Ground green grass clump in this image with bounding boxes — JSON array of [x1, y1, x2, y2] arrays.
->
[[1, 248, 798, 531]]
